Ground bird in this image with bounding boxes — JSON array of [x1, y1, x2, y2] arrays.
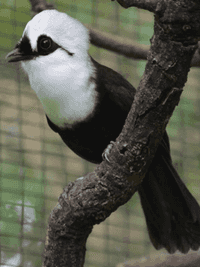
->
[[6, 9, 200, 254]]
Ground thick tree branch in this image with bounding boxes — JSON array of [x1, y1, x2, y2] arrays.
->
[[41, 1, 200, 266]]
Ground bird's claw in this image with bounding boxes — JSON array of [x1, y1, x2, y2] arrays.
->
[[102, 141, 116, 163]]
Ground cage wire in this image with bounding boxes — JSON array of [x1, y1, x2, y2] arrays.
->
[[1, 0, 200, 267]]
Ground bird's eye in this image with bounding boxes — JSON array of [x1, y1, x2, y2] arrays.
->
[[37, 35, 60, 56], [39, 37, 52, 50]]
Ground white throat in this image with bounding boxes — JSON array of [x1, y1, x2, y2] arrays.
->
[[22, 54, 97, 128]]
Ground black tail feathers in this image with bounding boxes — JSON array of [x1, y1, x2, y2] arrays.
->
[[138, 132, 200, 254]]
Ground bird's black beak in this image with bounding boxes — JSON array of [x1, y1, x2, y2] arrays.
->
[[6, 47, 25, 62], [6, 47, 35, 63]]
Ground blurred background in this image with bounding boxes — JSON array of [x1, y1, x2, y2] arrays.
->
[[1, 0, 200, 266]]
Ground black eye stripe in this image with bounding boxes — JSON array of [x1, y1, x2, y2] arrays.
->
[[16, 34, 74, 59], [17, 35, 34, 55], [37, 35, 74, 57]]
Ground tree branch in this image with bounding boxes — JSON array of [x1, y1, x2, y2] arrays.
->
[[113, 0, 158, 12], [29, 0, 55, 13], [88, 25, 149, 60], [89, 25, 200, 67]]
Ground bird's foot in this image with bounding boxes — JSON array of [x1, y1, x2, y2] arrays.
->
[[102, 141, 116, 163]]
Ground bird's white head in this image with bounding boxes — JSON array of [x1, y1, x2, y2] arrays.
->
[[7, 10, 97, 127], [24, 9, 89, 58]]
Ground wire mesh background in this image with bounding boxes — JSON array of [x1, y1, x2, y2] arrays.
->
[[1, 0, 200, 267]]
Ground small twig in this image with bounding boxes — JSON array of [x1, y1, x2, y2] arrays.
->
[[29, 0, 55, 13], [89, 25, 200, 67], [88, 25, 149, 60], [113, 0, 158, 12]]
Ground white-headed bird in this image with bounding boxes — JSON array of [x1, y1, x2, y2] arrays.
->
[[7, 9, 200, 254]]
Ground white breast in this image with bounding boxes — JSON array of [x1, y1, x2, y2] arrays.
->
[[22, 52, 97, 128]]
